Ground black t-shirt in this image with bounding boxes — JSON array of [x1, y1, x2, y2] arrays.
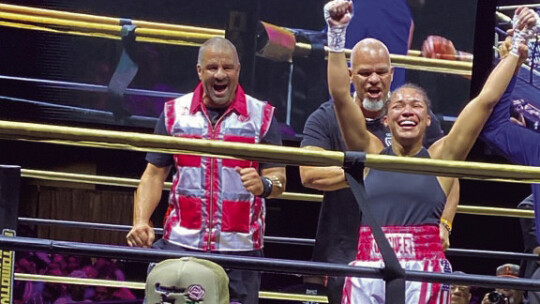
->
[[300, 100, 444, 264], [146, 108, 283, 169]]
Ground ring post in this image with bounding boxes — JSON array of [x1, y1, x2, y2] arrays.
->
[[226, 0, 260, 94], [0, 165, 21, 304]]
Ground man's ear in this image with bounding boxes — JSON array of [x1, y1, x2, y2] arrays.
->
[[426, 112, 432, 127], [348, 67, 353, 80], [196, 64, 203, 80], [383, 115, 389, 127], [390, 66, 394, 82]]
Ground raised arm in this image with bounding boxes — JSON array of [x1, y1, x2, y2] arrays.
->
[[480, 33, 540, 166], [326, 0, 380, 153], [438, 52, 521, 160], [434, 8, 535, 161]]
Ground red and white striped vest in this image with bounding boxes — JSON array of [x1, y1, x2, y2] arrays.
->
[[163, 84, 274, 251]]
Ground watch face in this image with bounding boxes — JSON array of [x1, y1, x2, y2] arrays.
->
[[266, 177, 273, 188], [269, 177, 283, 189]]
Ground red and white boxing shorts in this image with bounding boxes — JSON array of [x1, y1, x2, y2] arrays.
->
[[342, 225, 451, 304]]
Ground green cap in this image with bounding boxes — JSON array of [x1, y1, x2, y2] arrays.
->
[[146, 257, 229, 304]]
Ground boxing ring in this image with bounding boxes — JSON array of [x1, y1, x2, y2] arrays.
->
[[2, 120, 540, 302], [1, 2, 540, 303]]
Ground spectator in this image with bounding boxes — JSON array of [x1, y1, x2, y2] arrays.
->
[[481, 264, 525, 304], [43, 268, 67, 304], [145, 257, 229, 304], [53, 270, 92, 304], [14, 253, 45, 304], [451, 271, 473, 304]]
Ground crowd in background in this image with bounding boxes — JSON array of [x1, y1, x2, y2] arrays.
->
[[14, 251, 136, 304]]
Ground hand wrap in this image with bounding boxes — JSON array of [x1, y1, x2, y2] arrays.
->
[[511, 11, 538, 56], [324, 0, 352, 52]]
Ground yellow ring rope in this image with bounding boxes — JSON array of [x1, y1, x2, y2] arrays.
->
[[0, 3, 224, 35], [2, 120, 540, 182], [14, 273, 329, 303], [0, 3, 471, 75], [20, 168, 535, 219]]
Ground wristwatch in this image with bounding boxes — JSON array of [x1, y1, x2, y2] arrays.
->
[[268, 176, 283, 191], [260, 176, 283, 198]]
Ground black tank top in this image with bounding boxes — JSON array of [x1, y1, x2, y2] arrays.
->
[[364, 146, 446, 226]]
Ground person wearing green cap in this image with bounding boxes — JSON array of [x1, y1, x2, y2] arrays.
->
[[145, 257, 229, 304]]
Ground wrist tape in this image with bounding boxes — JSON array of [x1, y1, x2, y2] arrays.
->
[[327, 25, 348, 52]]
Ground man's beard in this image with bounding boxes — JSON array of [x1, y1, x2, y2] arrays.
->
[[362, 98, 385, 112], [353, 91, 389, 112]]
